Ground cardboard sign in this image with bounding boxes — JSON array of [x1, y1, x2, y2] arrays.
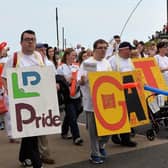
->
[[120, 70, 149, 127], [132, 57, 168, 96], [148, 99, 160, 114], [88, 71, 131, 136], [133, 57, 168, 116], [83, 62, 97, 72], [87, 58, 168, 136], [7, 66, 61, 138]]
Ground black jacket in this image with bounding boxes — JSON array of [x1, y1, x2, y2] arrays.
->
[[55, 75, 70, 105]]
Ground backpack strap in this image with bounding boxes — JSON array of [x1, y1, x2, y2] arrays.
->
[[13, 52, 18, 67], [12, 51, 44, 67], [33, 51, 44, 66]]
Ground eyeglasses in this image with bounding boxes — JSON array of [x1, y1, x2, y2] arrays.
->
[[96, 47, 107, 50], [23, 38, 36, 42]]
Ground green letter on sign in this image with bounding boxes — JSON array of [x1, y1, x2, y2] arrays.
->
[[12, 73, 40, 98]]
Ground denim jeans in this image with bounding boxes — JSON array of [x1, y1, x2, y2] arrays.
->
[[61, 97, 83, 141]]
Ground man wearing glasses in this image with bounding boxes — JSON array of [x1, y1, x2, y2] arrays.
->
[[78, 39, 111, 164], [2, 30, 44, 168]]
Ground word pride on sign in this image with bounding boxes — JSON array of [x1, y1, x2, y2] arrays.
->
[[7, 66, 61, 138]]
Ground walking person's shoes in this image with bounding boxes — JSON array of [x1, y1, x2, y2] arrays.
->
[[61, 134, 72, 140], [89, 155, 104, 164], [9, 138, 20, 143], [74, 137, 83, 145], [41, 157, 55, 164], [20, 159, 33, 167], [111, 135, 121, 144], [99, 148, 107, 159], [0, 121, 4, 130], [121, 140, 137, 147]]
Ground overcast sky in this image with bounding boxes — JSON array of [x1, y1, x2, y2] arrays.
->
[[0, 0, 166, 53]]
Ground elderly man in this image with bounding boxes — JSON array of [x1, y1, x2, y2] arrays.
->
[[108, 41, 137, 147]]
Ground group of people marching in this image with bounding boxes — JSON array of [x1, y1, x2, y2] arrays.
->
[[1, 30, 168, 168]]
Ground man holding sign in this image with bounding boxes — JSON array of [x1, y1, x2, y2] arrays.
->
[[2, 30, 45, 168], [109, 41, 137, 147], [78, 39, 111, 164]]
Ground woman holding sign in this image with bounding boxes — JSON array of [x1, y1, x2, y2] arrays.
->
[[57, 48, 83, 145]]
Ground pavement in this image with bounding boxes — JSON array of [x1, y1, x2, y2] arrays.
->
[[1, 123, 168, 168]]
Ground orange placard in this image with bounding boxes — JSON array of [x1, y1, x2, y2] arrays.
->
[[0, 64, 4, 87], [0, 93, 8, 114], [70, 71, 77, 97]]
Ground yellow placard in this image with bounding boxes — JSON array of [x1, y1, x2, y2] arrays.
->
[[132, 58, 168, 97], [87, 58, 168, 136], [120, 70, 149, 127], [133, 57, 168, 112], [88, 71, 131, 136]]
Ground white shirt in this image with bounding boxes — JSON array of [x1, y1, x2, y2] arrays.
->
[[105, 45, 114, 59], [0, 56, 9, 64], [44, 56, 57, 74], [2, 51, 43, 79], [77, 57, 112, 112], [57, 63, 77, 79], [1, 51, 44, 111], [154, 54, 168, 85], [57, 63, 80, 99], [108, 55, 134, 72]]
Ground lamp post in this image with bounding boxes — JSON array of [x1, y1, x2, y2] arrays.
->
[[64, 38, 67, 49], [62, 27, 64, 51], [56, 8, 59, 50], [167, 0, 168, 24]]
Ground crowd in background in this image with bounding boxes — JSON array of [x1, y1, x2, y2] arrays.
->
[[1, 28, 168, 167]]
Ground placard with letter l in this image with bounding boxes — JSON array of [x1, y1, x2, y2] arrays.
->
[[7, 66, 61, 138]]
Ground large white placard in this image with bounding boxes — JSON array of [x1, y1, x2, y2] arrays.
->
[[7, 66, 61, 138]]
